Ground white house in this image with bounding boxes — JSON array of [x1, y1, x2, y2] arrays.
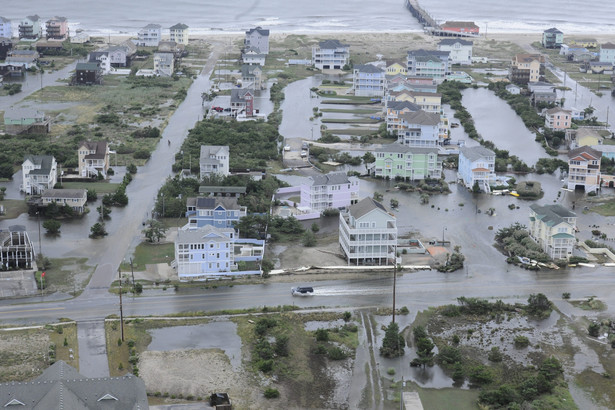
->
[[41, 189, 87, 214], [18, 15, 42, 40], [21, 155, 57, 195], [352, 64, 385, 97], [599, 42, 615, 64], [438, 39, 473, 65], [457, 146, 496, 193], [136, 24, 161, 47], [529, 204, 577, 259], [244, 27, 269, 54], [70, 30, 89, 44], [169, 23, 189, 45], [0, 17, 12, 38], [153, 52, 174, 76], [339, 198, 397, 266], [568, 146, 601, 193], [397, 110, 441, 147], [299, 172, 360, 213], [505, 83, 521, 94], [199, 145, 230, 179], [242, 47, 266, 66], [312, 39, 350, 70], [88, 51, 111, 74]]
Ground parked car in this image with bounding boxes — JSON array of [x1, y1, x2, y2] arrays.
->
[[210, 393, 231, 409], [284, 145, 291, 151], [224, 107, 231, 112], [212, 106, 224, 112], [292, 286, 314, 295], [300, 150, 308, 158], [302, 142, 309, 150]]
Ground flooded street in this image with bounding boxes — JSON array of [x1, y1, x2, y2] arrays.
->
[[279, 76, 322, 140]]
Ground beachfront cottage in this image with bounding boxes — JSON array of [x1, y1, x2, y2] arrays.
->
[[397, 110, 441, 147], [441, 21, 479, 35], [339, 198, 397, 266], [4, 108, 49, 134], [509, 53, 545, 84], [372, 144, 441, 181], [406, 49, 450, 81], [41, 189, 88, 214], [136, 23, 161, 47], [78, 141, 110, 178], [0, 226, 35, 270], [529, 204, 577, 260], [5, 49, 38, 69], [0, 360, 149, 408], [18, 15, 42, 40], [589, 61, 613, 74], [569, 39, 598, 48], [352, 64, 386, 97], [174, 226, 264, 279], [88, 51, 111, 74], [169, 23, 189, 45], [300, 172, 360, 213], [107, 41, 137, 67], [437, 39, 473, 65], [241, 64, 263, 90], [567, 146, 601, 193], [386, 62, 407, 76], [199, 145, 230, 178], [0, 17, 12, 39], [242, 47, 266, 66], [528, 81, 556, 105], [544, 107, 572, 130], [505, 83, 521, 94], [21, 155, 57, 195], [457, 146, 496, 193], [566, 127, 605, 149], [70, 29, 89, 44], [75, 62, 102, 85], [153, 52, 174, 76], [312, 39, 350, 70], [385, 100, 421, 133], [184, 197, 247, 230], [599, 43, 615, 64], [244, 26, 270, 55], [230, 88, 254, 116], [542, 28, 563, 49], [45, 16, 68, 40]]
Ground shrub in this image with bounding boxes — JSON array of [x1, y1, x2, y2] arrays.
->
[[342, 311, 352, 322], [514, 335, 530, 348], [437, 345, 462, 365], [315, 328, 329, 342], [387, 367, 396, 375], [399, 306, 409, 315], [257, 359, 274, 373], [488, 346, 503, 362], [469, 365, 494, 385], [327, 346, 347, 360], [588, 322, 601, 337], [562, 292, 571, 299], [264, 388, 280, 399]]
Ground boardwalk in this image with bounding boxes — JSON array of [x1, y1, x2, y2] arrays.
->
[[405, 0, 480, 38]]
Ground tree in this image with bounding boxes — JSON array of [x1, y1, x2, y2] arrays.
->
[[362, 152, 375, 165], [89, 222, 108, 238], [43, 219, 61, 235], [526, 293, 552, 317], [127, 163, 137, 174], [302, 231, 316, 247], [97, 205, 111, 220], [311, 222, 320, 233], [390, 198, 399, 209], [45, 202, 60, 219], [588, 322, 601, 337], [420, 193, 430, 204], [142, 219, 167, 243], [380, 321, 405, 358], [472, 181, 481, 193], [0, 187, 6, 200], [373, 191, 383, 201], [113, 186, 129, 206]]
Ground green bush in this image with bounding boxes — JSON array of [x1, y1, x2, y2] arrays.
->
[[514, 335, 530, 348], [315, 328, 329, 342], [264, 388, 280, 399], [327, 346, 347, 360], [488, 346, 503, 362]]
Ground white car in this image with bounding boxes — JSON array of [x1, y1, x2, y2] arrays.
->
[[300, 150, 308, 158], [284, 145, 291, 151]]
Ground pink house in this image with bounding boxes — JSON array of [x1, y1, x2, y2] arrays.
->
[[300, 172, 360, 213], [545, 107, 571, 130], [46, 17, 68, 40]]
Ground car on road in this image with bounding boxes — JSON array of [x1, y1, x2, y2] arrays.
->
[[302, 142, 309, 150], [300, 150, 308, 158], [292, 286, 314, 295], [224, 107, 231, 112], [284, 145, 291, 151]]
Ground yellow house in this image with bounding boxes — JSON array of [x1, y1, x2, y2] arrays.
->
[[386, 62, 407, 76], [576, 129, 603, 147], [568, 38, 597, 48]]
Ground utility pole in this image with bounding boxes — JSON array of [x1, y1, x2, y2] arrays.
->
[[392, 262, 397, 324], [36, 211, 42, 257], [130, 257, 135, 293], [118, 268, 124, 341]]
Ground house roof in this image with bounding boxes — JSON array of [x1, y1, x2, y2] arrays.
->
[[89, 51, 109, 62], [546, 107, 571, 115], [231, 88, 253, 103], [246, 26, 269, 36], [387, 100, 421, 112], [9, 49, 37, 56], [241, 64, 261, 77], [170, 23, 189, 30], [459, 146, 495, 161], [438, 39, 473, 46], [354, 64, 384, 73], [407, 49, 450, 59], [143, 23, 161, 29], [76, 62, 100, 71], [154, 52, 174, 64], [399, 110, 440, 126], [515, 53, 545, 63], [568, 145, 601, 159], [442, 21, 479, 29], [47, 16, 67, 23], [23, 155, 55, 175], [375, 143, 438, 155], [505, 83, 520, 89], [592, 144, 615, 153], [309, 172, 353, 186], [199, 186, 247, 195], [318, 39, 349, 50], [191, 196, 241, 211], [544, 27, 563, 34], [0, 360, 148, 409], [200, 145, 229, 160], [0, 17, 11, 23], [348, 197, 389, 219], [24, 15, 40, 22], [529, 204, 576, 227], [552, 232, 575, 239], [79, 141, 108, 159], [601, 42, 615, 49], [176, 225, 234, 243], [41, 189, 86, 199]]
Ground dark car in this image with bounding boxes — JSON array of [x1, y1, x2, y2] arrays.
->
[[292, 286, 314, 295], [210, 393, 231, 409], [224, 107, 231, 112]]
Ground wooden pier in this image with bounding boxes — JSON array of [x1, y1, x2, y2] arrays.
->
[[405, 0, 480, 38]]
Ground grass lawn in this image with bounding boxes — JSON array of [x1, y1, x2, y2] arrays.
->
[[414, 384, 480, 410], [0, 199, 28, 220], [322, 118, 380, 124], [590, 201, 615, 216], [61, 181, 120, 194], [330, 128, 379, 136], [49, 322, 80, 369], [36, 257, 95, 296], [129, 242, 175, 271], [320, 108, 381, 114]]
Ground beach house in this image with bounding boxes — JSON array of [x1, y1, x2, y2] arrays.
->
[[0, 17, 12, 38], [300, 172, 360, 213], [230, 88, 255, 116], [509, 54, 545, 84], [136, 24, 161, 47], [441, 21, 479, 35], [88, 51, 111, 74], [169, 23, 189, 45], [457, 146, 496, 193], [21, 155, 57, 195], [599, 43, 615, 64], [397, 110, 441, 147], [386, 62, 407, 76], [18, 15, 42, 40], [241, 64, 263, 90], [529, 204, 577, 260], [385, 100, 421, 133], [45, 17, 68, 40], [544, 107, 572, 130], [339, 198, 397, 266], [41, 189, 88, 214], [352, 64, 386, 97], [0, 226, 35, 270], [312, 40, 350, 70], [75, 62, 102, 85], [78, 141, 110, 178], [153, 52, 174, 76], [437, 39, 473, 65], [372, 144, 441, 181], [406, 50, 450, 80], [199, 145, 230, 178], [244, 27, 269, 54], [241, 47, 266, 66], [184, 197, 247, 229], [542, 28, 563, 49], [567, 146, 601, 193]]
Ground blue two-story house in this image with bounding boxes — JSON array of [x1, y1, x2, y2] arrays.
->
[[185, 197, 247, 230]]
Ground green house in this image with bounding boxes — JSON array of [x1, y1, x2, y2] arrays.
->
[[372, 144, 442, 181]]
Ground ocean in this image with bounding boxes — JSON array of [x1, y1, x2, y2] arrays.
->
[[1, 0, 614, 36]]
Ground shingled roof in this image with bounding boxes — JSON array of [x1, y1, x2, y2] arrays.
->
[[530, 204, 575, 227], [348, 197, 389, 219]]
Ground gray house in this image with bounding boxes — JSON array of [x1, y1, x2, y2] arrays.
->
[[244, 26, 270, 54], [0, 360, 149, 409]]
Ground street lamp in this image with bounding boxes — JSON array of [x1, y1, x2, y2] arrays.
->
[[442, 226, 447, 245]]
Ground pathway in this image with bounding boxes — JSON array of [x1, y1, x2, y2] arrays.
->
[[77, 320, 110, 377]]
